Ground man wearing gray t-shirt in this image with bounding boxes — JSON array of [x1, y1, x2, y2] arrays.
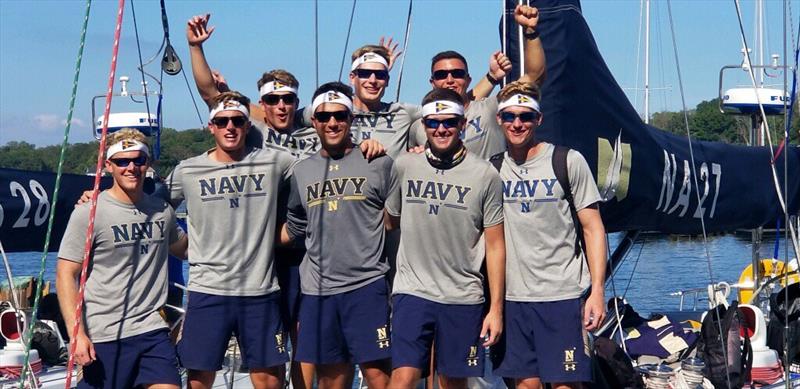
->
[[167, 92, 294, 389], [280, 82, 394, 389], [385, 88, 506, 389], [489, 83, 607, 389], [57, 129, 187, 389], [410, 4, 545, 160]]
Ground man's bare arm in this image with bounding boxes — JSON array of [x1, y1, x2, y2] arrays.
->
[[481, 222, 506, 346], [56, 259, 96, 365], [577, 204, 607, 331], [516, 5, 546, 86]]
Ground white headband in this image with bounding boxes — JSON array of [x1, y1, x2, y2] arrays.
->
[[259, 81, 298, 98], [209, 100, 250, 121], [497, 94, 541, 113], [311, 90, 353, 112], [106, 139, 150, 159], [350, 53, 389, 71], [421, 100, 465, 117]]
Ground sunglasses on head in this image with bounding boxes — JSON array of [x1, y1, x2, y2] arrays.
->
[[353, 68, 390, 81], [108, 155, 148, 167], [499, 111, 540, 123], [423, 117, 461, 129], [431, 69, 467, 81], [261, 93, 297, 106], [314, 111, 350, 122], [210, 116, 248, 128]]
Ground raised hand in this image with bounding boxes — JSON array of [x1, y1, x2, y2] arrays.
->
[[379, 36, 403, 71], [489, 51, 512, 80], [187, 14, 216, 47], [514, 4, 539, 30]]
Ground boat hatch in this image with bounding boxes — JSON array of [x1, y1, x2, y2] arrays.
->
[[721, 87, 787, 115], [95, 112, 159, 137]]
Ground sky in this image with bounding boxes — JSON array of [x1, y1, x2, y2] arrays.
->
[[0, 0, 797, 146]]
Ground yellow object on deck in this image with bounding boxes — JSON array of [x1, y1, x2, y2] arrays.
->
[[737, 259, 800, 304]]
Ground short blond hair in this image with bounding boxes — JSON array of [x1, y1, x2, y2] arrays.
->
[[209, 91, 251, 110], [106, 128, 149, 152], [256, 69, 299, 90], [351, 45, 390, 63], [497, 81, 540, 103]]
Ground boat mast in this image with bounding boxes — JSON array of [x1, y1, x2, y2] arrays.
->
[[644, 0, 650, 124]]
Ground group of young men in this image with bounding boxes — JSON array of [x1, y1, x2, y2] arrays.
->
[[57, 4, 608, 389]]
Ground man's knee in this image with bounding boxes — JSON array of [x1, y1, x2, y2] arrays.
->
[[187, 369, 216, 389], [388, 367, 421, 389], [516, 377, 543, 389], [249, 366, 285, 389]]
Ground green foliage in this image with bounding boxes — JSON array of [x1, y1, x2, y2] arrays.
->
[[649, 98, 798, 145], [0, 128, 213, 176]]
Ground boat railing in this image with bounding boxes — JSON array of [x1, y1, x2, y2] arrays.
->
[[669, 281, 733, 312]]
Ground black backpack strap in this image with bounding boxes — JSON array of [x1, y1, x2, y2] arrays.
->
[[489, 152, 504, 172], [552, 145, 585, 257]]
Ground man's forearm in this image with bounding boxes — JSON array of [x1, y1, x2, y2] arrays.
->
[[189, 45, 220, 105], [55, 267, 81, 332], [520, 31, 546, 86], [579, 208, 607, 294]]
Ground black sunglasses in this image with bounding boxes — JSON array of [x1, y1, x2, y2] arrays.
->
[[261, 93, 297, 106], [431, 69, 468, 81], [499, 111, 540, 123], [211, 116, 248, 128], [314, 111, 350, 122], [108, 155, 148, 167], [423, 117, 461, 129], [353, 68, 390, 81]]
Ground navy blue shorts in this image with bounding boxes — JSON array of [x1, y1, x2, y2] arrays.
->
[[296, 278, 391, 365], [276, 247, 304, 332], [391, 294, 484, 378], [177, 291, 289, 371], [492, 298, 592, 383], [79, 329, 180, 389]]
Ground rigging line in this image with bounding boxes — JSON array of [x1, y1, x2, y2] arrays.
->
[[0, 241, 40, 389], [63, 1, 127, 388], [17, 1, 93, 387], [606, 234, 617, 298], [665, 3, 732, 388], [315, 0, 319, 88], [129, 0, 153, 129], [395, 0, 413, 102], [182, 67, 206, 129], [733, 0, 800, 265], [337, 0, 357, 82], [621, 238, 646, 300]]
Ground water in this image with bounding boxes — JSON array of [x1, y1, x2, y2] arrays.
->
[[4, 231, 793, 314]]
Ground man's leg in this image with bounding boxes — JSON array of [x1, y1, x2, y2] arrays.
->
[[317, 363, 354, 389], [389, 367, 423, 389], [186, 370, 215, 389], [551, 383, 583, 389], [339, 278, 392, 389], [360, 359, 391, 389], [249, 366, 286, 389], [438, 376, 467, 389], [178, 292, 235, 389], [515, 377, 543, 389], [134, 329, 182, 389], [390, 295, 436, 389], [236, 292, 290, 389], [433, 303, 484, 382], [526, 299, 592, 387], [145, 385, 179, 389]]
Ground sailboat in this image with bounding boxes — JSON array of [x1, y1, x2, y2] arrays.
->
[[1, 0, 799, 388]]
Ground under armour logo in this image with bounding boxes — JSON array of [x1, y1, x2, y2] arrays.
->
[[467, 360, 478, 367], [329, 164, 339, 171], [564, 363, 576, 371], [520, 168, 528, 174], [434, 169, 445, 175], [378, 340, 390, 349]]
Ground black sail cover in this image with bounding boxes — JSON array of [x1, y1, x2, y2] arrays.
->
[[503, 0, 799, 233]]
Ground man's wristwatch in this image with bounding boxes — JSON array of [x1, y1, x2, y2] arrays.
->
[[486, 72, 501, 85], [524, 28, 539, 40]]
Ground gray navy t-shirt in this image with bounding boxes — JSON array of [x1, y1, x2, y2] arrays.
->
[[286, 150, 397, 295], [411, 97, 506, 160], [165, 147, 294, 296], [500, 143, 601, 302], [386, 151, 504, 304], [248, 120, 320, 160], [58, 191, 182, 342], [302, 102, 423, 159]]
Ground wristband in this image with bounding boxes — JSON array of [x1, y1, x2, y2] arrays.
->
[[486, 71, 501, 85], [524, 29, 540, 40]]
